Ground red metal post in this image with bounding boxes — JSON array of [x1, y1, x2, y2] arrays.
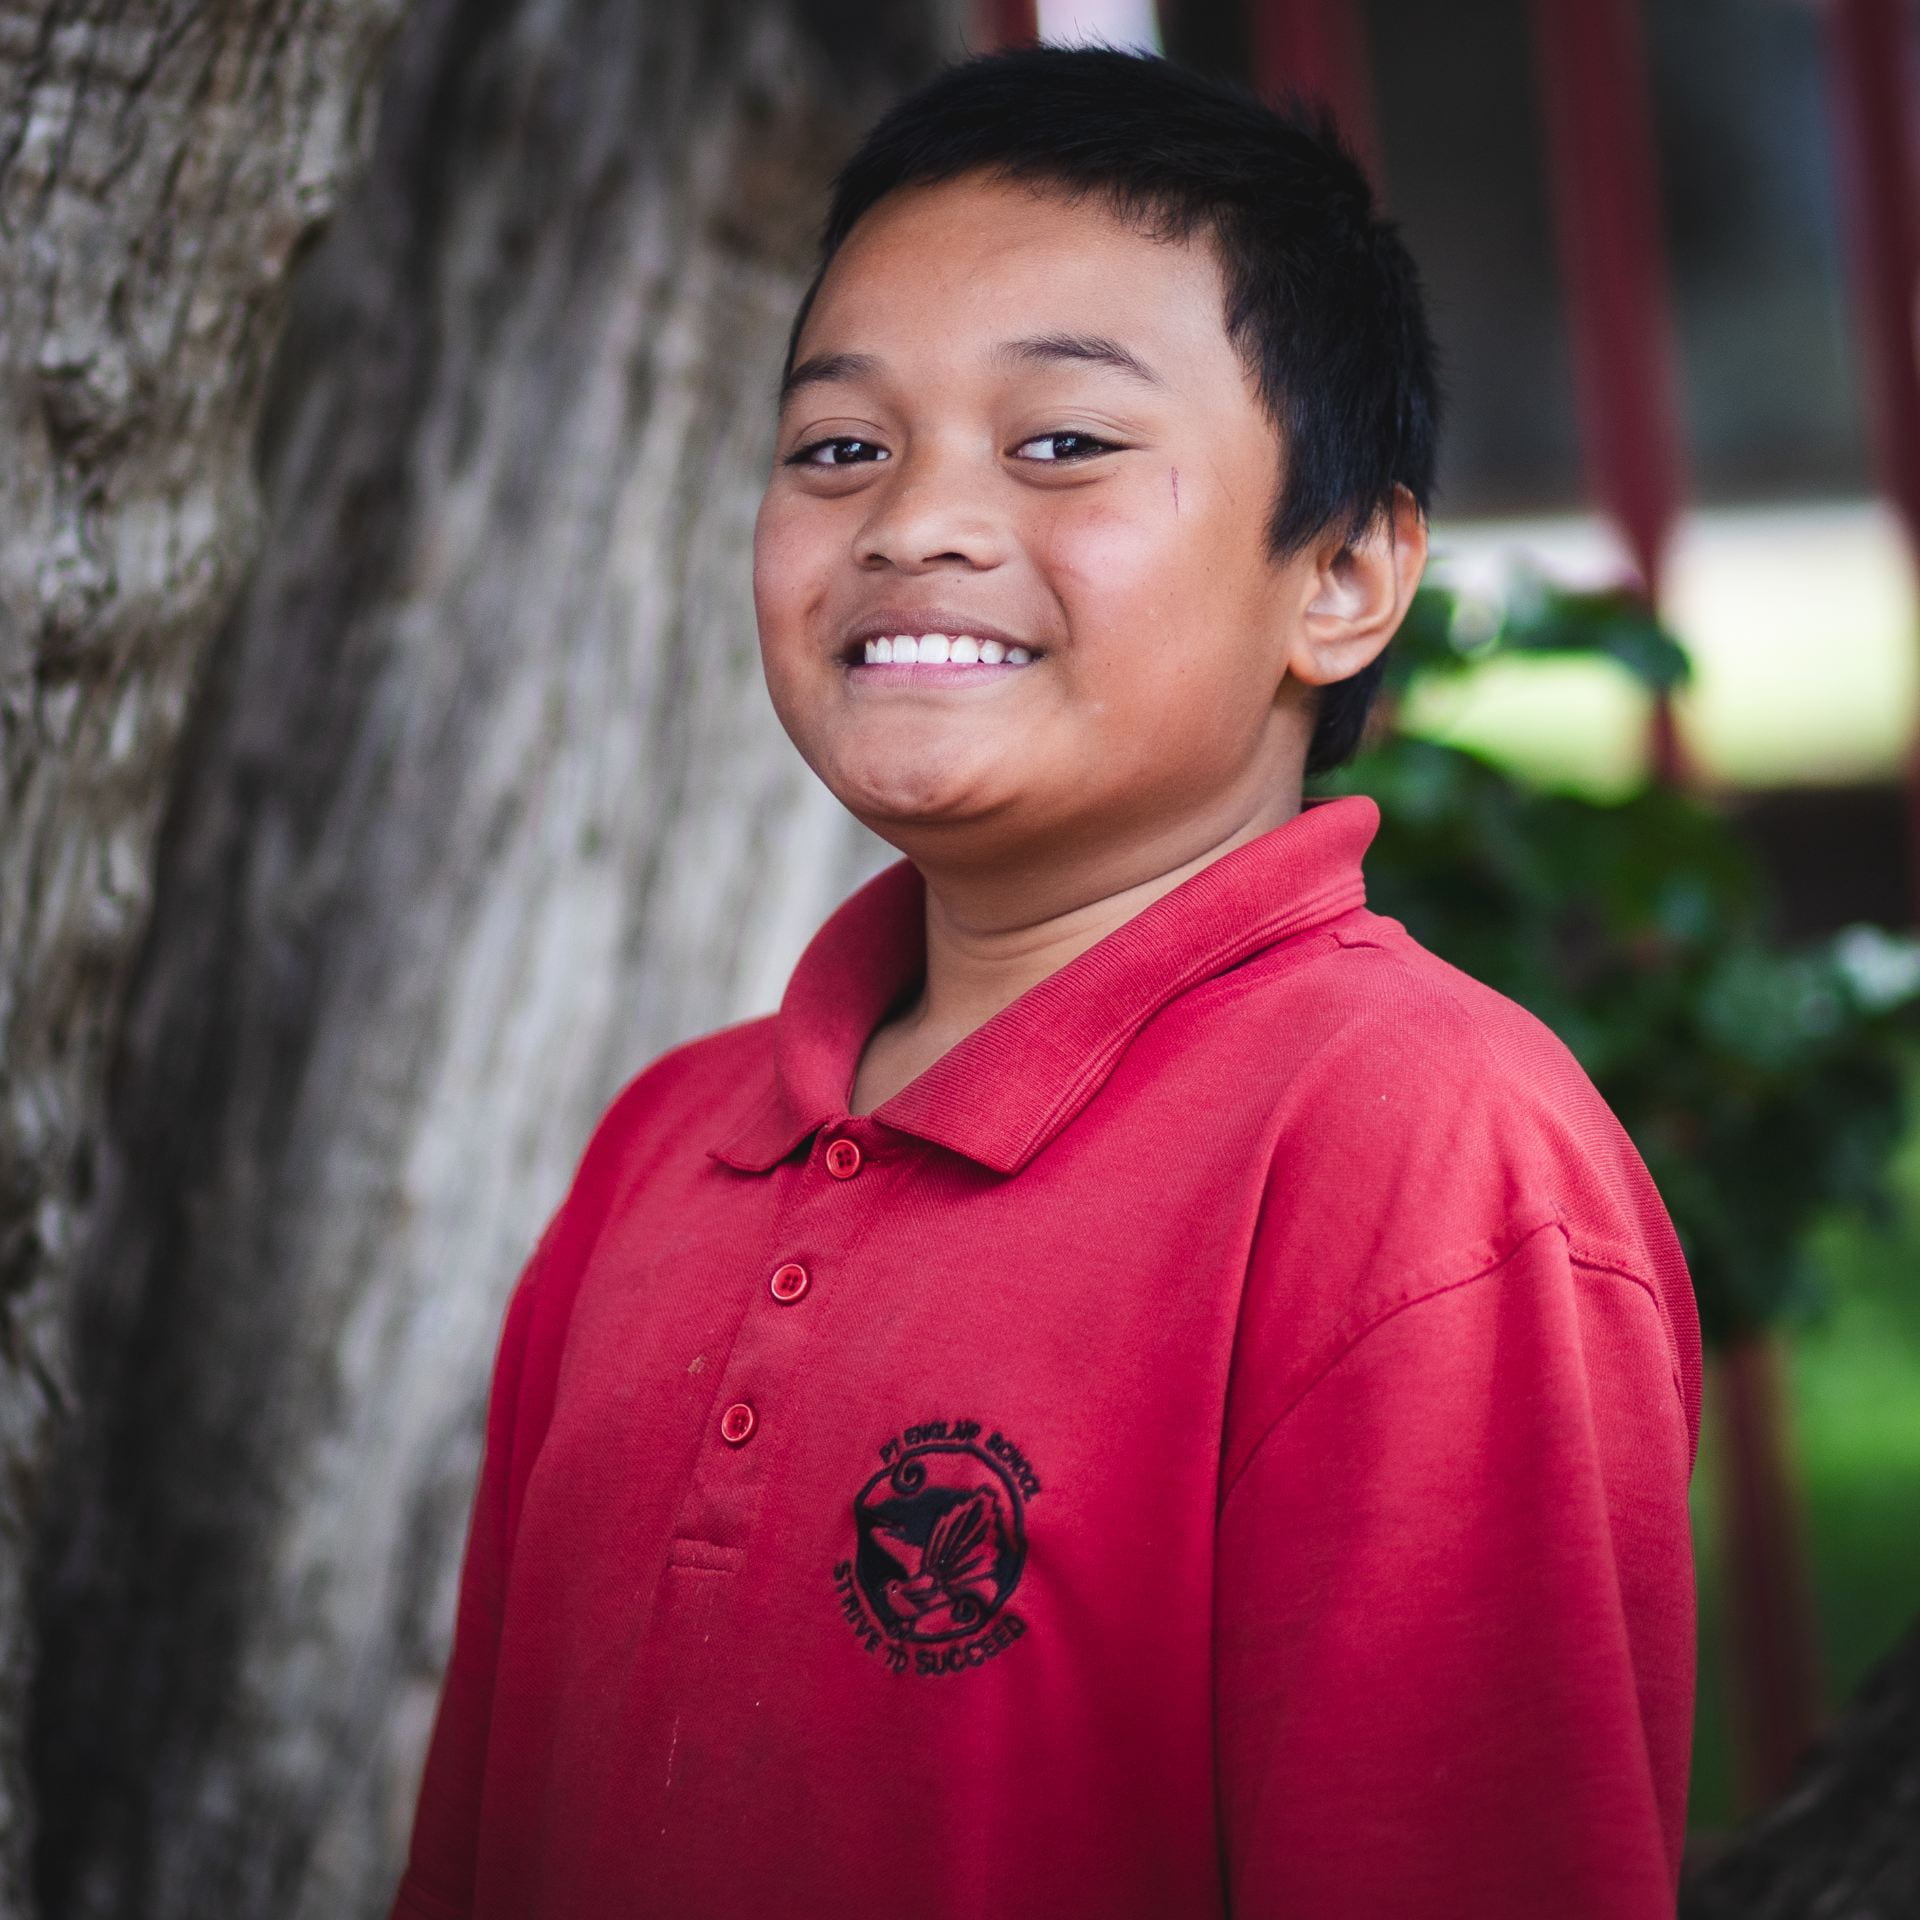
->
[[1529, 0, 1686, 601], [975, 0, 1039, 50], [1715, 1337, 1827, 1808], [1824, 0, 1920, 916], [1529, 0, 1689, 781], [1825, 0, 1920, 549], [1248, 0, 1381, 179]]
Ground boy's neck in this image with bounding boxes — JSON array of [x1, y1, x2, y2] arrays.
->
[[848, 792, 1302, 1116]]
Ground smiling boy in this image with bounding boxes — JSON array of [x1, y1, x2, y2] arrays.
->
[[394, 46, 1700, 1920]]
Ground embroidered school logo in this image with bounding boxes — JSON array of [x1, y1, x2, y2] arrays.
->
[[832, 1417, 1041, 1676]]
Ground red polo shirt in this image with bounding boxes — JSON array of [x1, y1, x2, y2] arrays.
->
[[394, 795, 1700, 1920]]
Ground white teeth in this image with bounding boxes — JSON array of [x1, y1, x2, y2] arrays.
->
[[859, 632, 1035, 667]]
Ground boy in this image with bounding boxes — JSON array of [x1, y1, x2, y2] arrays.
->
[[395, 46, 1698, 1920]]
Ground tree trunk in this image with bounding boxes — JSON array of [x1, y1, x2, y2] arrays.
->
[[1682, 1614, 1920, 1917], [0, 1, 405, 1911], [27, 1, 950, 1915]]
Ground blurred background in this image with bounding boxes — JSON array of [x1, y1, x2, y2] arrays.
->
[[1060, 0, 1920, 1862], [1021, 0, 1920, 1863], [6, 0, 1919, 1915]]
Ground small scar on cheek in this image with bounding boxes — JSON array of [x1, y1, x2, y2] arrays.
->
[[1170, 466, 1180, 513]]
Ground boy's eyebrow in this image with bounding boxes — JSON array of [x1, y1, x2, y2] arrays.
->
[[780, 350, 882, 405], [994, 332, 1165, 386], [775, 355, 879, 410], [780, 333, 1165, 407]]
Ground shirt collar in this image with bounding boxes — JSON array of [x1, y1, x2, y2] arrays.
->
[[712, 794, 1378, 1176]]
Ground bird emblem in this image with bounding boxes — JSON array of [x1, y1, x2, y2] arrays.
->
[[873, 1486, 1006, 1634]]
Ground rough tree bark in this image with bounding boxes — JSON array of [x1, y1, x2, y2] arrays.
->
[[0, 2, 405, 1911], [28, 2, 950, 1915], [1683, 1617, 1920, 1917]]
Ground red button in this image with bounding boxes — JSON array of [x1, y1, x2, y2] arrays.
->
[[770, 1262, 810, 1303], [720, 1401, 756, 1445], [825, 1138, 862, 1179]]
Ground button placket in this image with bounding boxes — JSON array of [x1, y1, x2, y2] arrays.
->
[[669, 1132, 885, 1556]]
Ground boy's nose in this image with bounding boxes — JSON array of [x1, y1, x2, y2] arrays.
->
[[853, 452, 1005, 573]]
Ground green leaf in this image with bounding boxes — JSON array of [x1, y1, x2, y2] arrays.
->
[[1495, 570, 1693, 692]]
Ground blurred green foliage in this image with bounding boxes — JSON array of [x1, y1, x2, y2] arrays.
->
[[1323, 577, 1920, 1344]]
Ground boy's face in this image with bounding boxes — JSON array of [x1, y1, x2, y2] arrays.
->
[[755, 173, 1397, 874]]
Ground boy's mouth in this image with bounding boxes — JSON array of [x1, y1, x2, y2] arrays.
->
[[839, 616, 1043, 674], [850, 632, 1036, 669]]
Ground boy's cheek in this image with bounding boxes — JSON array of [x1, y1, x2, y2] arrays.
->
[[1031, 502, 1171, 595], [753, 604, 845, 723], [751, 502, 839, 633], [1031, 511, 1237, 658], [757, 650, 839, 772]]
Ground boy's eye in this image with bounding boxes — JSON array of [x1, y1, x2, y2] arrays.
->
[[1013, 431, 1121, 463], [790, 437, 889, 468]]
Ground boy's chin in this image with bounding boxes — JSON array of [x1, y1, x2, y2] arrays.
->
[[824, 755, 1032, 848]]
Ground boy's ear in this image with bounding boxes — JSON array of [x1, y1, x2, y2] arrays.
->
[[1284, 485, 1428, 688]]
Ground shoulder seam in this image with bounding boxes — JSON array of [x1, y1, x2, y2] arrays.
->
[[1221, 1223, 1683, 1507], [1566, 1239, 1691, 1421], [1221, 1221, 1689, 1505], [1221, 1214, 1569, 1505]]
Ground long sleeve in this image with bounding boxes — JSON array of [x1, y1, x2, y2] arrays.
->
[[391, 1260, 545, 1920], [1215, 1218, 1696, 1919]]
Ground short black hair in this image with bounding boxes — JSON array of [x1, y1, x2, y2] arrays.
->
[[788, 44, 1440, 776]]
